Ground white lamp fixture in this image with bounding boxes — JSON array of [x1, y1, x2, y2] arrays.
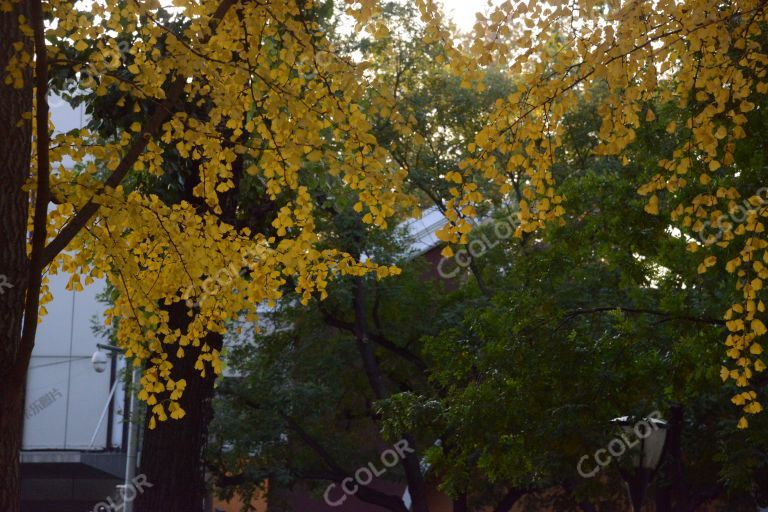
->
[[611, 414, 668, 511], [611, 415, 668, 469], [91, 349, 108, 373]]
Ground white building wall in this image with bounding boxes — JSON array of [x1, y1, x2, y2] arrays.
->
[[23, 273, 117, 450], [23, 98, 123, 451]]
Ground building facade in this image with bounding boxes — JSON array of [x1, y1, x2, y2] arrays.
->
[[21, 100, 128, 512]]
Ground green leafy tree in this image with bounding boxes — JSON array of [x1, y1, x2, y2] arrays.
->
[[384, 89, 768, 511]]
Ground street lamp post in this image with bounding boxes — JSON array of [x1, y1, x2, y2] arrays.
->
[[611, 415, 668, 512], [93, 344, 141, 512], [122, 363, 141, 512]]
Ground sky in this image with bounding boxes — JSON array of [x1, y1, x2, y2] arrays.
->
[[440, 0, 491, 33], [338, 1, 500, 38]]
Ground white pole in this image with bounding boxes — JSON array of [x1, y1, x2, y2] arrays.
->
[[88, 378, 120, 449], [124, 365, 141, 512]]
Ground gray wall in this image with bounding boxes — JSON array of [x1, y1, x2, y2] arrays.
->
[[23, 98, 124, 451]]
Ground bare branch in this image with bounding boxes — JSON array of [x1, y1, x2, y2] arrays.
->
[[19, 0, 52, 363], [559, 306, 725, 329]]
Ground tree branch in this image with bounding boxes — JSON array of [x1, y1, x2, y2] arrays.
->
[[351, 278, 429, 512], [493, 487, 529, 512], [559, 306, 725, 329], [219, 387, 409, 512], [319, 308, 427, 371], [41, 0, 236, 267], [18, 0, 52, 365]]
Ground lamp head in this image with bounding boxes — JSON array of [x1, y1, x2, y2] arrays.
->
[[91, 350, 108, 373], [611, 414, 668, 470]]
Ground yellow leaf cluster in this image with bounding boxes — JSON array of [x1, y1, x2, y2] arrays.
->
[[391, 0, 768, 425], [23, 0, 420, 427]]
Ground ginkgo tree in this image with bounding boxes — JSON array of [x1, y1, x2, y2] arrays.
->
[[3, 0, 768, 509], [392, 0, 768, 427], [0, 1, 417, 510]]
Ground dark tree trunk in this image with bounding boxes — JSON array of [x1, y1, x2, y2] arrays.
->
[[0, 1, 34, 510], [493, 487, 528, 512], [134, 301, 223, 512], [562, 480, 597, 512], [656, 404, 685, 512], [352, 277, 430, 512], [0, 368, 29, 512], [452, 493, 468, 512]]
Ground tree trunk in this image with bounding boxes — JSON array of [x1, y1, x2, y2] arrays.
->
[[493, 487, 528, 512], [134, 301, 223, 512], [0, 369, 29, 512], [656, 404, 685, 512], [352, 277, 430, 512], [452, 493, 468, 512], [0, 1, 34, 510]]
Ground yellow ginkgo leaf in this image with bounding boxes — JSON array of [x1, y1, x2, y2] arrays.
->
[[715, 126, 727, 139], [740, 101, 755, 112], [751, 319, 767, 336], [665, 121, 677, 134], [644, 195, 659, 215]]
